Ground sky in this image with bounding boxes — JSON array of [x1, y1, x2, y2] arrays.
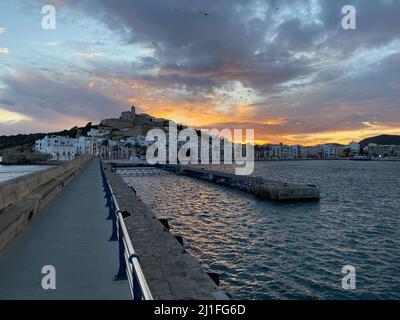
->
[[0, 0, 399, 145]]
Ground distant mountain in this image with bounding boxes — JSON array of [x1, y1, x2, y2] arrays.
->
[[359, 135, 400, 148], [0, 122, 97, 155]]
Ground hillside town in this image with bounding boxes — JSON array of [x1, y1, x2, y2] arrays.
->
[[34, 106, 400, 162]]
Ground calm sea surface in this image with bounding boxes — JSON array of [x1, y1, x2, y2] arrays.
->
[[122, 160, 400, 299], [0, 164, 50, 183]]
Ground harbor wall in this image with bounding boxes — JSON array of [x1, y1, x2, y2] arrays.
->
[[104, 164, 228, 300], [160, 165, 320, 201], [0, 155, 93, 251], [109, 162, 320, 201], [1, 152, 51, 165]]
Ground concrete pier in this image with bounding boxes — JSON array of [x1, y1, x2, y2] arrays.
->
[[109, 161, 320, 201], [160, 165, 320, 202]]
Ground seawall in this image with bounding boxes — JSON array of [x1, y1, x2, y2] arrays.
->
[[159, 165, 320, 201], [1, 152, 50, 165], [0, 155, 93, 252], [108, 162, 320, 201]]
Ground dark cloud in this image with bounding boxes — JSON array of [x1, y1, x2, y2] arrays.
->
[[66, 0, 400, 97], [319, 0, 400, 54], [1, 70, 122, 124], [66, 0, 321, 94], [0, 98, 15, 106]]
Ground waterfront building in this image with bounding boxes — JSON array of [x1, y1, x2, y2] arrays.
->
[[299, 145, 323, 159], [322, 143, 344, 159], [256, 144, 304, 160], [392, 146, 400, 157], [365, 143, 396, 157], [288, 145, 301, 159], [348, 141, 360, 154], [35, 135, 97, 161], [35, 136, 78, 161], [75, 136, 97, 156]]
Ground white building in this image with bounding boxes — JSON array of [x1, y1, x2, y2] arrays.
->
[[300, 145, 323, 159], [87, 128, 99, 137], [35, 135, 97, 161], [348, 141, 360, 154], [322, 144, 343, 159], [75, 136, 97, 156], [121, 135, 152, 148], [365, 143, 393, 157], [287, 145, 301, 159], [35, 136, 77, 161]]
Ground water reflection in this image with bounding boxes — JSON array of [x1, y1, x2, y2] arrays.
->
[[122, 160, 400, 299]]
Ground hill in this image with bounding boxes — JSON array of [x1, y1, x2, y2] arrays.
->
[[359, 135, 400, 148], [0, 122, 97, 155]]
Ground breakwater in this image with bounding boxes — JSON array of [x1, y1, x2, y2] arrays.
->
[[158, 165, 320, 201], [1, 152, 50, 165], [0, 155, 93, 251], [109, 162, 320, 201]]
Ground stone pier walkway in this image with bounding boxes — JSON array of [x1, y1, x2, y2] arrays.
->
[[0, 159, 131, 299], [107, 168, 228, 300]]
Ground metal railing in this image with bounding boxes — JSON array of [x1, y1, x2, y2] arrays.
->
[[100, 159, 153, 300], [116, 167, 170, 176]]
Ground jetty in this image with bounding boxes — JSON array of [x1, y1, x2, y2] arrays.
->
[[164, 165, 320, 201], [111, 163, 320, 202]]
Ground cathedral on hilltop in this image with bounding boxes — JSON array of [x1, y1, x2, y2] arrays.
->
[[99, 105, 177, 138], [120, 105, 140, 121]]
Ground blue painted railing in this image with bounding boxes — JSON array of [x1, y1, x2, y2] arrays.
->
[[100, 159, 153, 300]]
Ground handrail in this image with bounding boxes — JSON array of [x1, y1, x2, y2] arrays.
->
[[99, 159, 153, 300]]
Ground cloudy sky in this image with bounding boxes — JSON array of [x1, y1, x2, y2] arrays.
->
[[0, 0, 399, 144]]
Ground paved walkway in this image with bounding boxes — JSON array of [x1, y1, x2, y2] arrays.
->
[[0, 159, 131, 299]]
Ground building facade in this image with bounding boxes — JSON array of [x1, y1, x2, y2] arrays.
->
[[365, 143, 398, 157], [35, 136, 97, 161]]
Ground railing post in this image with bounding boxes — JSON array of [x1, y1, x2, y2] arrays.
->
[[100, 160, 113, 221], [130, 263, 143, 300], [106, 196, 113, 220], [115, 218, 128, 281], [109, 204, 118, 241], [105, 184, 113, 220]]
